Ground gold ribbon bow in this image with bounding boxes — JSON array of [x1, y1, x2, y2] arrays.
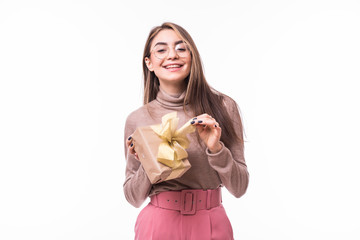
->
[[150, 112, 196, 168]]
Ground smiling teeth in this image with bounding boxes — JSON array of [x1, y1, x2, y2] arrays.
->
[[165, 65, 181, 69]]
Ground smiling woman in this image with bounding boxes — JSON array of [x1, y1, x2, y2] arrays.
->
[[123, 22, 249, 240], [144, 29, 192, 95]]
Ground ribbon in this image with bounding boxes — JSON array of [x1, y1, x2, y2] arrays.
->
[[150, 112, 196, 168]]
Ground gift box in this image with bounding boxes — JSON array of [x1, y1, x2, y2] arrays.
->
[[132, 112, 196, 184]]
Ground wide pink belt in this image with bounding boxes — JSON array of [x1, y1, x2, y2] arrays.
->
[[150, 188, 222, 215]]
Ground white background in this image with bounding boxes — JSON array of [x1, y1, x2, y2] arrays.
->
[[1, 0, 359, 239]]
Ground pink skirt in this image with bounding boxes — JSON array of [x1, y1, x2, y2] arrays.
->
[[135, 188, 234, 240]]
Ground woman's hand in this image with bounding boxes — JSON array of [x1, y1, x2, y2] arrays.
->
[[126, 135, 139, 160], [191, 114, 222, 153]]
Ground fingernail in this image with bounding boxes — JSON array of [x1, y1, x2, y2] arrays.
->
[[190, 121, 195, 124], [130, 143, 133, 147], [198, 120, 203, 123], [192, 117, 197, 120], [128, 136, 132, 140]]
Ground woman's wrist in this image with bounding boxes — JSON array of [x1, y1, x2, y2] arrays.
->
[[208, 142, 223, 154]]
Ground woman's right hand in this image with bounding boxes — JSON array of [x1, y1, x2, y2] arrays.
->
[[126, 135, 139, 161]]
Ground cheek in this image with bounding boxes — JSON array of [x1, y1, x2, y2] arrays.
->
[[150, 56, 164, 68]]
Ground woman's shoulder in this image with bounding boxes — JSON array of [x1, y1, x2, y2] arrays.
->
[[124, 104, 147, 134], [125, 104, 149, 123], [212, 89, 238, 111], [124, 100, 158, 129]]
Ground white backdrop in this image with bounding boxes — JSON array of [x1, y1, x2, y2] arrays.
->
[[1, 0, 359, 239]]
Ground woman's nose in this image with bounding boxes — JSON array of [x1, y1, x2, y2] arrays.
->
[[167, 47, 179, 59]]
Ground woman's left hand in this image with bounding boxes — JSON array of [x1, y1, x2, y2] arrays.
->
[[191, 114, 222, 153]]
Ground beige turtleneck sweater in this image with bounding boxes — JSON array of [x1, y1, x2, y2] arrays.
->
[[123, 88, 249, 208]]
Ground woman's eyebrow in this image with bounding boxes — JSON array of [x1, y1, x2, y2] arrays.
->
[[154, 40, 184, 47]]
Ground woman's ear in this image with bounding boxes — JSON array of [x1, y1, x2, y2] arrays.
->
[[144, 57, 154, 72]]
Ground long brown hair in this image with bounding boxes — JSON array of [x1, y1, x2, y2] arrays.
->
[[142, 22, 244, 147]]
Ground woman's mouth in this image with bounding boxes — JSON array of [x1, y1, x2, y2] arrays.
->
[[163, 64, 183, 72]]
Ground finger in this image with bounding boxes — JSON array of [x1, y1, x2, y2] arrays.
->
[[195, 124, 206, 132], [128, 142, 136, 155], [192, 118, 218, 129], [192, 114, 218, 126], [126, 135, 133, 147]]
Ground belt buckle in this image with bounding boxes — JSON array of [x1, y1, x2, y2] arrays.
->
[[180, 190, 196, 215]]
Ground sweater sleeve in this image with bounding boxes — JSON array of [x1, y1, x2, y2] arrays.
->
[[206, 97, 249, 198], [123, 114, 152, 208]]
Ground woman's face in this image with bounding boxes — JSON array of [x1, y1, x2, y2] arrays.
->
[[145, 29, 192, 89]]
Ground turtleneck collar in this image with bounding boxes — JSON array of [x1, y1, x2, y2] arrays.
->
[[156, 86, 186, 108]]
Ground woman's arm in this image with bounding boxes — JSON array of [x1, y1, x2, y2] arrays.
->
[[206, 97, 249, 198], [192, 97, 249, 198], [123, 115, 152, 208]]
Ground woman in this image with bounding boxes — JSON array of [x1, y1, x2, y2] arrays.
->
[[123, 22, 249, 240]]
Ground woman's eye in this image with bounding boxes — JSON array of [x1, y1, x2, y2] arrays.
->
[[176, 44, 188, 51], [156, 49, 166, 53]]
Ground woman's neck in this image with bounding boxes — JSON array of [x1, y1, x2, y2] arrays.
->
[[159, 82, 187, 96]]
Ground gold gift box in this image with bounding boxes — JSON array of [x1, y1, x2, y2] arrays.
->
[[132, 112, 195, 184]]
